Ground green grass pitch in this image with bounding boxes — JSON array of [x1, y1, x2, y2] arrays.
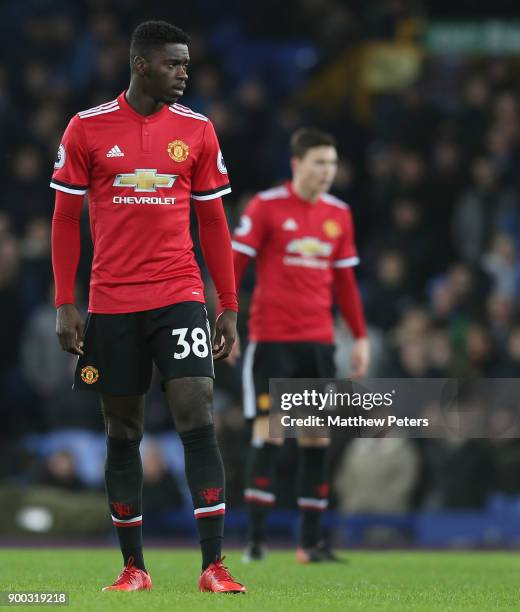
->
[[1, 548, 520, 611]]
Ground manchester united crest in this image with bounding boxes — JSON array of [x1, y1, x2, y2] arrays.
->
[[168, 139, 189, 162], [81, 365, 99, 385], [257, 393, 272, 412], [323, 219, 342, 239]]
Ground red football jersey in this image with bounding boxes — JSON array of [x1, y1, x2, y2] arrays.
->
[[232, 182, 359, 343], [50, 92, 231, 313]]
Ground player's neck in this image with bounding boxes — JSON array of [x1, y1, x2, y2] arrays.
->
[[291, 180, 320, 204], [125, 82, 165, 116]]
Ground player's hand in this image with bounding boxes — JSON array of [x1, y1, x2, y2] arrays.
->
[[212, 309, 237, 361], [56, 303, 85, 355], [224, 334, 241, 366], [351, 337, 370, 379]]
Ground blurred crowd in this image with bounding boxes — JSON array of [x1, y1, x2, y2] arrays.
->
[[2, 0, 520, 541]]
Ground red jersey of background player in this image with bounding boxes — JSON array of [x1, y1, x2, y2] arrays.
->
[[50, 91, 231, 314], [232, 182, 360, 343]]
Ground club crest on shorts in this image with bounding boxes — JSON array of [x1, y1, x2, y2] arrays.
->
[[323, 219, 342, 239], [257, 393, 272, 412], [81, 365, 99, 384], [168, 139, 190, 162]]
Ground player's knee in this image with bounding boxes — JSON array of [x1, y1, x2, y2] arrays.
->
[[104, 414, 144, 440], [297, 435, 330, 448], [176, 407, 213, 432], [253, 416, 283, 446], [174, 380, 214, 432], [101, 395, 144, 440]]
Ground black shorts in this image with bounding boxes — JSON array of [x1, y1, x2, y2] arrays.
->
[[74, 302, 214, 396], [242, 341, 335, 419]]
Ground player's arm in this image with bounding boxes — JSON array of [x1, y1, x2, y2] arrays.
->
[[220, 251, 251, 365], [231, 195, 268, 288], [51, 191, 85, 355], [49, 114, 90, 355], [333, 266, 369, 378], [233, 250, 252, 291], [225, 196, 269, 364], [193, 197, 237, 361], [332, 208, 369, 379], [191, 119, 238, 360]]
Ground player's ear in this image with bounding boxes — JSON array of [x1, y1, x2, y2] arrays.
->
[[133, 55, 148, 77], [290, 156, 299, 175]]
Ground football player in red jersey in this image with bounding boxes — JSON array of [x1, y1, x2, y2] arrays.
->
[[231, 128, 369, 563], [51, 21, 245, 593]]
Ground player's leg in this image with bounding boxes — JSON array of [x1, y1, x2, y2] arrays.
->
[[295, 343, 336, 562], [164, 376, 226, 570], [164, 378, 244, 592], [296, 435, 331, 562], [150, 302, 245, 592], [242, 342, 287, 560], [74, 311, 153, 589], [102, 394, 147, 573], [243, 416, 282, 560]]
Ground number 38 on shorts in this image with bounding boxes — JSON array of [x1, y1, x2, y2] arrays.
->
[[74, 301, 215, 396], [172, 325, 211, 359]]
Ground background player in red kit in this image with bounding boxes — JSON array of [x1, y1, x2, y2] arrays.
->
[[231, 129, 370, 563], [50, 21, 245, 593]]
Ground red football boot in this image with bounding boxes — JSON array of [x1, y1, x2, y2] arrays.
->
[[198, 557, 247, 593], [102, 557, 152, 592]]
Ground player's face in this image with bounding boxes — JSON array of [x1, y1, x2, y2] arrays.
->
[[293, 146, 338, 194], [145, 43, 190, 104]]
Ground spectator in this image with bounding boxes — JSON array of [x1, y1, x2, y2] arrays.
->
[[333, 438, 420, 514], [0, 234, 23, 371], [482, 233, 517, 299], [20, 282, 101, 431], [364, 250, 412, 331], [35, 450, 85, 492], [420, 440, 494, 510], [452, 157, 515, 265], [142, 442, 184, 526]]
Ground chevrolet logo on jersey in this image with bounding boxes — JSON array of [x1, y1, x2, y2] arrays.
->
[[286, 237, 333, 258], [113, 169, 177, 192]]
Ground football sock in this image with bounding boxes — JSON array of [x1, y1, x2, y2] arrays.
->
[[105, 437, 146, 571], [244, 441, 279, 543], [297, 446, 329, 549], [179, 424, 225, 570]]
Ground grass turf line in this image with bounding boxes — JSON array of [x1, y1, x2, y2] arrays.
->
[[1, 549, 520, 611]]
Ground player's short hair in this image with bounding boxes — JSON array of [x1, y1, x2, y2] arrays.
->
[[290, 128, 336, 159], [130, 20, 190, 66]]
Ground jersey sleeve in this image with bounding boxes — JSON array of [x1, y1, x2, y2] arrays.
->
[[332, 207, 360, 268], [191, 120, 231, 201], [231, 195, 268, 258], [50, 115, 90, 195]]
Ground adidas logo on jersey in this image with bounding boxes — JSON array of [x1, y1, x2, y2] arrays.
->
[[106, 145, 125, 158], [282, 218, 298, 231]]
